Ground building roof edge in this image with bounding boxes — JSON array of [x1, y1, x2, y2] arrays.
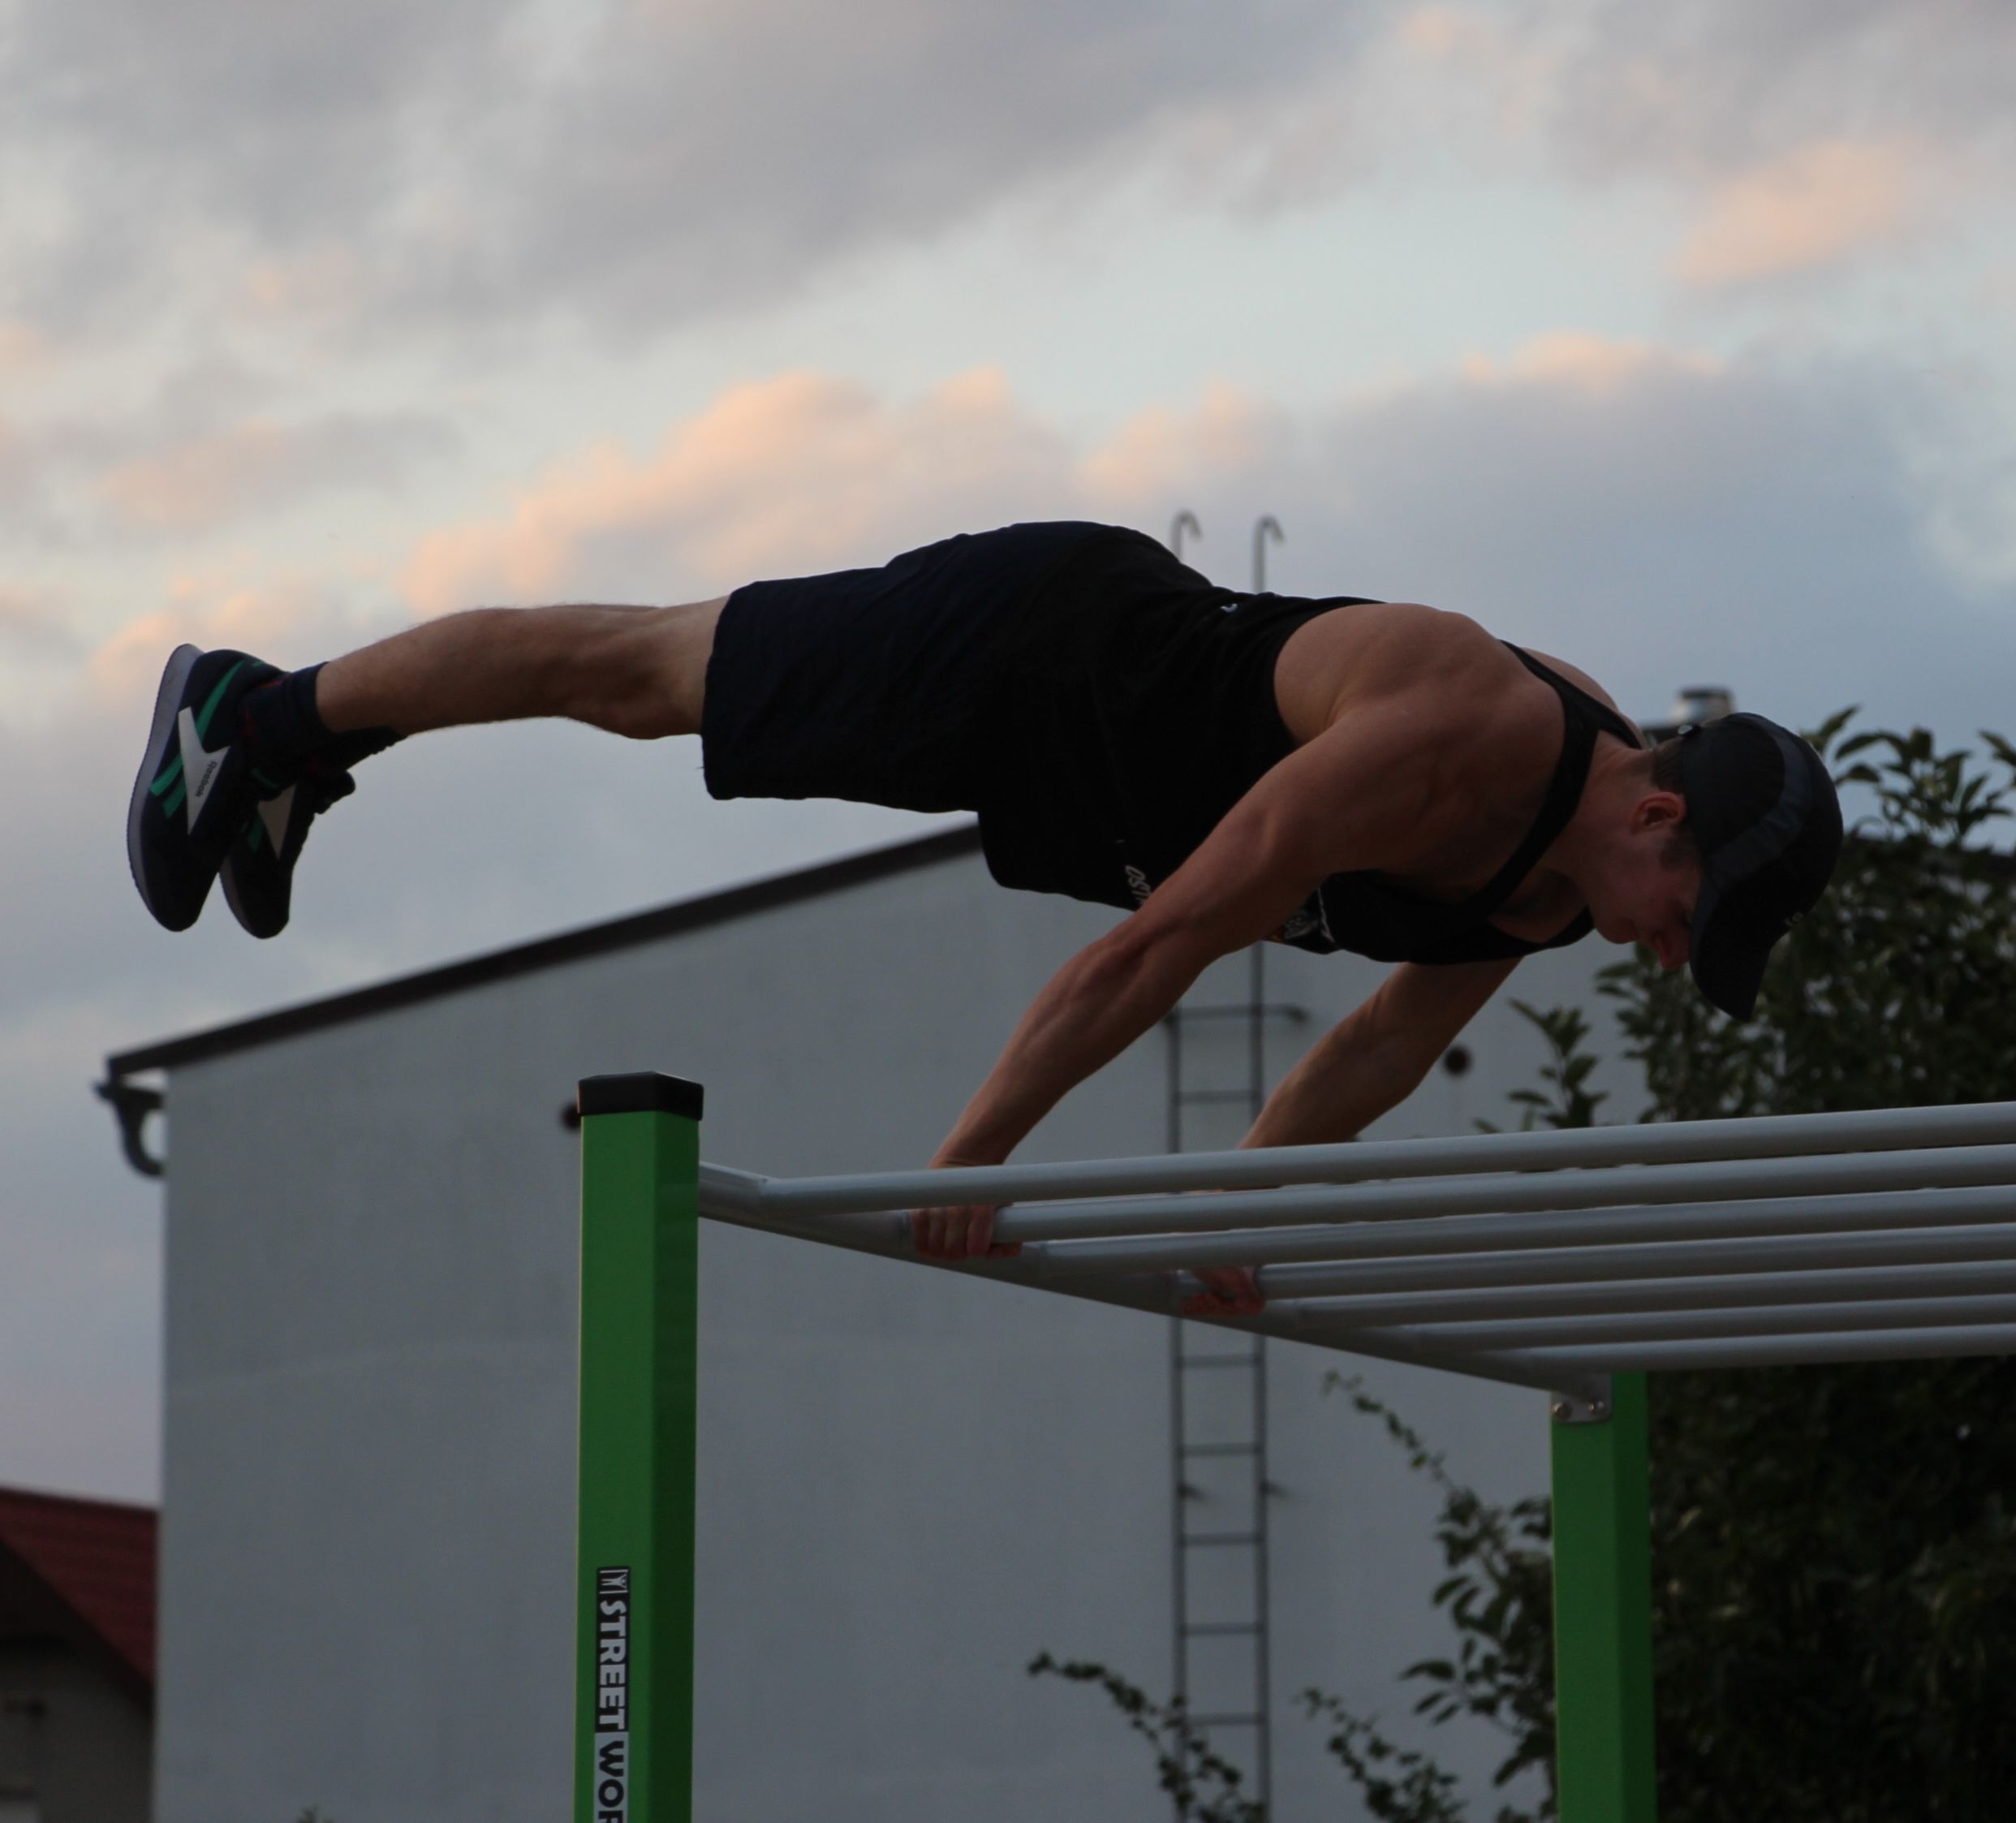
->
[[104, 822, 983, 1081]]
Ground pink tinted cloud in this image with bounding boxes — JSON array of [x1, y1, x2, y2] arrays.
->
[[1079, 381, 1282, 507], [0, 588, 86, 661], [1672, 139, 1926, 287], [1390, 4, 1557, 141], [97, 424, 301, 533], [84, 575, 377, 713], [94, 413, 452, 537], [0, 321, 49, 373], [1459, 332, 1722, 395], [390, 334, 1833, 639], [399, 366, 1071, 611]]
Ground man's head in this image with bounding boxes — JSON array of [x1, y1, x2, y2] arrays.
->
[[1602, 714, 1843, 1018]]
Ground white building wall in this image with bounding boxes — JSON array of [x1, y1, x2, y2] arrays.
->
[[149, 837, 1644, 1823]]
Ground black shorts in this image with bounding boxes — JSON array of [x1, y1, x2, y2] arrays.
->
[[701, 520, 1152, 813]]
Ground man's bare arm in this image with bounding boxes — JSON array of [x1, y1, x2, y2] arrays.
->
[[931, 687, 1470, 1166], [1174, 957, 1518, 1317], [914, 678, 1483, 1258], [1243, 957, 1520, 1149]]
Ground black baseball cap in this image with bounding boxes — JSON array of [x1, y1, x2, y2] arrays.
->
[[1678, 713, 1843, 1019]]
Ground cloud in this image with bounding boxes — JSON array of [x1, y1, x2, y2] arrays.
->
[[6, 0, 2009, 350], [1080, 383, 1288, 506], [81, 574, 393, 720], [2, 0, 1376, 342], [1322, 3, 2016, 261], [0, 588, 87, 660], [94, 414, 455, 537], [0, 416, 25, 496], [1521, 0, 2016, 183], [1672, 139, 1926, 287], [0, 321, 48, 373], [1288, 342, 2014, 739], [399, 367, 1072, 610], [0, 381, 456, 553], [1458, 332, 1722, 394], [388, 338, 2014, 747], [1388, 4, 1561, 144]]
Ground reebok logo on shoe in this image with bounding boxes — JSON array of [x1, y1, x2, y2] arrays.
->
[[178, 707, 230, 832]]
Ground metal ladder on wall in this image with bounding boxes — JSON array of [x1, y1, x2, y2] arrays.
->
[[1165, 945, 1307, 1820]]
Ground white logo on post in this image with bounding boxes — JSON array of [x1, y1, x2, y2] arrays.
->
[[591, 1566, 632, 1822]]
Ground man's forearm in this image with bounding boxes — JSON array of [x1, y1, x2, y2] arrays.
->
[[1241, 1019, 1432, 1149], [938, 933, 1203, 1163]]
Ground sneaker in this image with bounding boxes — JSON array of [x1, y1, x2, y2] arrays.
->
[[218, 757, 356, 939], [127, 644, 290, 932]]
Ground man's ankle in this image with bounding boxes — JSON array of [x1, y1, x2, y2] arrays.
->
[[242, 666, 403, 774]]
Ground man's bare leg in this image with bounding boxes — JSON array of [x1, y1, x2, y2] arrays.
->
[[315, 597, 731, 742], [127, 593, 733, 935]]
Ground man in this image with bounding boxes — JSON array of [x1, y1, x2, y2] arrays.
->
[[127, 521, 1843, 1312]]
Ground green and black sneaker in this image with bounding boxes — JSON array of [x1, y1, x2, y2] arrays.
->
[[127, 644, 291, 932], [218, 758, 357, 940]]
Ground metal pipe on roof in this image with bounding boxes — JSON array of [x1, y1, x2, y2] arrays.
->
[[1253, 515, 1283, 592]]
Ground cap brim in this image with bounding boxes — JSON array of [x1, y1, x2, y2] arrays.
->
[[1688, 872, 1775, 1020]]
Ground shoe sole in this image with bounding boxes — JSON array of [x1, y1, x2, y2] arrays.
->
[[218, 808, 286, 939], [218, 845, 254, 934], [126, 643, 204, 930]]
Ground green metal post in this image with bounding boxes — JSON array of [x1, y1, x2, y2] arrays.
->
[[1550, 1372, 1656, 1823], [574, 1073, 704, 1823]]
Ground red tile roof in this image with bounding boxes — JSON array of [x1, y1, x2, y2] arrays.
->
[[0, 1486, 157, 1686]]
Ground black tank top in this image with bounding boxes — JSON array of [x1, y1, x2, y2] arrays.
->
[[974, 528, 1644, 962]]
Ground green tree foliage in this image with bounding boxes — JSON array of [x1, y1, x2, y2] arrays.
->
[[1026, 1652, 1265, 1822], [1609, 714, 2016, 1821], [1476, 1002, 1609, 1135], [1305, 1379, 1557, 1823]]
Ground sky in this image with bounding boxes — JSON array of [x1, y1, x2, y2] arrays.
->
[[4, 0, 2015, 1502]]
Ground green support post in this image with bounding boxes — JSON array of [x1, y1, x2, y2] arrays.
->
[[1550, 1372, 1656, 1823], [574, 1073, 704, 1823]]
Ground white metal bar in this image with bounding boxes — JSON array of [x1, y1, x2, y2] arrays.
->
[[1251, 1214, 2016, 1301], [1510, 1324, 2016, 1374], [695, 1132, 2016, 1393], [1250, 1256, 2016, 1329], [982, 1145, 2016, 1244], [1367, 1291, 2016, 1351], [1027, 1185, 2016, 1278], [704, 1166, 2016, 1269], [696, 1169, 1602, 1401], [741, 1101, 2016, 1217]]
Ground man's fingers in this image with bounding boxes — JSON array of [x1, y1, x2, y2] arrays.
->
[[1181, 1266, 1265, 1317], [907, 1205, 1010, 1261]]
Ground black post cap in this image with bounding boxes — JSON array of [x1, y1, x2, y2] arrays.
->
[[575, 1074, 705, 1121]]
